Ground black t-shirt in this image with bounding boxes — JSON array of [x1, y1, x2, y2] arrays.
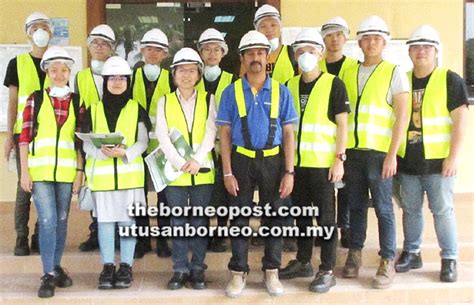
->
[[297, 73, 350, 124], [3, 54, 46, 88], [325, 55, 347, 76], [203, 72, 238, 95], [399, 70, 469, 175]]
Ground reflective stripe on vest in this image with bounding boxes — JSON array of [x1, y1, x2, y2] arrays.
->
[[271, 45, 295, 84], [76, 68, 100, 109], [398, 68, 451, 159], [15, 54, 50, 134], [288, 74, 337, 168], [343, 61, 395, 153], [28, 92, 77, 182], [234, 78, 280, 158], [164, 90, 214, 186], [195, 70, 233, 108], [86, 100, 145, 191], [319, 56, 359, 78], [132, 67, 171, 153]]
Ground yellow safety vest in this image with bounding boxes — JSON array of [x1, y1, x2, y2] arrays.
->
[[86, 100, 145, 191], [319, 56, 359, 78], [15, 53, 50, 134], [288, 73, 337, 168], [398, 68, 451, 159], [195, 70, 233, 108], [76, 68, 100, 109], [132, 67, 171, 153], [28, 92, 77, 183], [233, 78, 281, 158], [342, 61, 396, 153], [271, 45, 296, 85], [164, 90, 215, 186]]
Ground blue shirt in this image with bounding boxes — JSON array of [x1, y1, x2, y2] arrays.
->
[[216, 76, 298, 150]]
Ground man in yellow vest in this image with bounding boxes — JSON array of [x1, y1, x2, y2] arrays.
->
[[74, 24, 115, 253], [196, 28, 237, 252], [3, 11, 53, 256], [245, 4, 297, 84], [217, 30, 298, 297], [131, 28, 173, 258], [319, 16, 359, 248], [279, 29, 349, 293], [394, 26, 469, 283], [340, 15, 409, 289]]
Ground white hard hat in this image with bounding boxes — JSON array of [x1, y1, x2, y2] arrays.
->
[[197, 28, 228, 56], [357, 15, 390, 41], [407, 25, 441, 51], [40, 46, 75, 72], [25, 12, 52, 34], [238, 30, 271, 53], [170, 47, 203, 68], [140, 29, 169, 51], [321, 16, 350, 39], [292, 28, 325, 54], [87, 24, 116, 45], [254, 4, 281, 28], [101, 56, 132, 76]]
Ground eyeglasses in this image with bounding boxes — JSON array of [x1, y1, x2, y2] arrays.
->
[[108, 75, 127, 81], [90, 40, 111, 49]]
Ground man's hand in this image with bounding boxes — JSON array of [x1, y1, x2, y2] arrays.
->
[[224, 174, 239, 197], [279, 173, 294, 198], [382, 154, 397, 179]]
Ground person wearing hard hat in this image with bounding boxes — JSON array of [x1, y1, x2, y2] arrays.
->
[[319, 16, 359, 249], [394, 25, 469, 283], [217, 30, 298, 297], [131, 28, 174, 259], [3, 11, 54, 257], [340, 15, 409, 289], [196, 28, 237, 253], [278, 29, 349, 293], [75, 24, 115, 254], [18, 46, 83, 298], [155, 47, 217, 290], [82, 56, 150, 290], [251, 4, 298, 84]]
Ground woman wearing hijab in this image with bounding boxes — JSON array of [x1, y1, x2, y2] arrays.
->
[[82, 56, 150, 290], [156, 48, 217, 290]]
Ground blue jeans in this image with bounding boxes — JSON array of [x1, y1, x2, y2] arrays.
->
[[165, 185, 212, 273], [98, 221, 136, 266], [345, 149, 396, 260], [398, 173, 457, 259], [32, 182, 72, 274]]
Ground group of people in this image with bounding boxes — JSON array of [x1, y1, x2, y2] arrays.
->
[[3, 4, 468, 299]]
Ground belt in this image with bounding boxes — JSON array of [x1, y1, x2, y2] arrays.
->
[[234, 145, 280, 159]]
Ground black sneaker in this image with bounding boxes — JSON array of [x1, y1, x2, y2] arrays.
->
[[167, 272, 188, 290], [279, 259, 314, 280], [189, 270, 207, 290], [31, 234, 40, 254], [395, 251, 423, 273], [208, 236, 227, 253], [54, 266, 73, 288], [440, 259, 457, 282], [79, 233, 99, 252], [114, 263, 133, 289], [309, 270, 336, 293], [98, 263, 115, 290], [38, 273, 55, 298], [156, 238, 171, 258], [14, 236, 30, 256]]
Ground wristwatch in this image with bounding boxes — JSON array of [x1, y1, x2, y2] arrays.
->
[[336, 153, 347, 162], [285, 170, 295, 176]]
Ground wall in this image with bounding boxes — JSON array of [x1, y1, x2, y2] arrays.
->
[[0, 0, 472, 201]]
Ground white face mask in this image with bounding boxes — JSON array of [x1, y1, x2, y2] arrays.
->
[[90, 60, 105, 75], [203, 65, 221, 82], [49, 86, 71, 98], [32, 29, 50, 48], [143, 64, 161, 82], [269, 37, 280, 52], [298, 52, 318, 73]]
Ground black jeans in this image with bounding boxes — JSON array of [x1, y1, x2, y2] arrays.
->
[[227, 150, 286, 272], [337, 187, 350, 229], [13, 135, 38, 239], [210, 156, 229, 227], [293, 167, 337, 271]]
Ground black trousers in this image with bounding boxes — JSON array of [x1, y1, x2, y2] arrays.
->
[[293, 167, 337, 272], [227, 150, 287, 272]]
